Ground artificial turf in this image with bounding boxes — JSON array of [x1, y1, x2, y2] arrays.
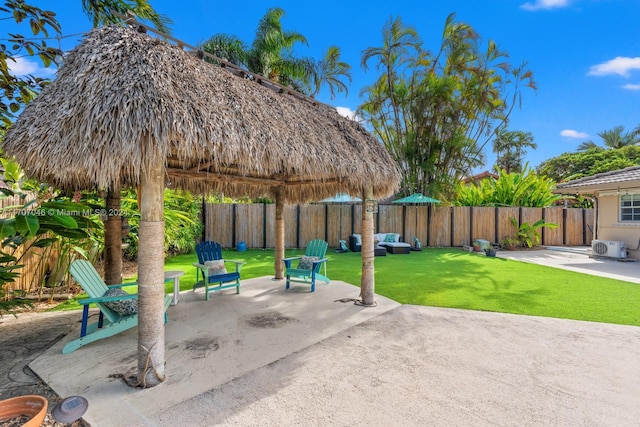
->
[[55, 248, 640, 327]]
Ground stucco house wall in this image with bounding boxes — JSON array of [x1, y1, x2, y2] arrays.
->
[[555, 166, 640, 261], [596, 193, 640, 259]]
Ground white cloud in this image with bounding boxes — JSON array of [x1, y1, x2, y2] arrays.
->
[[560, 129, 588, 138], [588, 57, 640, 77], [336, 106, 361, 122], [8, 57, 56, 77], [520, 0, 570, 11], [623, 83, 640, 90]]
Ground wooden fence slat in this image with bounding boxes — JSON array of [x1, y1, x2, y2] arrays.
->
[[298, 204, 325, 248], [565, 208, 585, 245], [452, 206, 471, 246], [471, 207, 496, 244], [205, 203, 233, 247], [429, 206, 451, 246], [235, 204, 264, 248], [543, 208, 564, 246], [497, 207, 520, 244], [284, 205, 298, 248], [377, 205, 404, 238], [584, 209, 594, 244]]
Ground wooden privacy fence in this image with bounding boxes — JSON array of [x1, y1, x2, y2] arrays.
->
[[1, 192, 51, 294], [202, 203, 594, 249]]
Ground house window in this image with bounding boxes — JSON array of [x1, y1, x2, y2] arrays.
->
[[620, 194, 640, 221]]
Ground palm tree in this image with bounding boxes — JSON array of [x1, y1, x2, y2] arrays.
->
[[576, 140, 599, 151], [201, 8, 351, 98], [247, 7, 309, 84], [201, 34, 247, 67], [577, 125, 640, 151], [493, 129, 536, 173], [311, 46, 352, 99], [81, 0, 172, 34]]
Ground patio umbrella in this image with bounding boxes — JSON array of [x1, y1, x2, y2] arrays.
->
[[392, 193, 441, 205], [392, 193, 441, 247], [319, 193, 362, 203]]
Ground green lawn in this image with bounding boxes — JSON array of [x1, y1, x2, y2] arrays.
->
[[56, 248, 640, 327]]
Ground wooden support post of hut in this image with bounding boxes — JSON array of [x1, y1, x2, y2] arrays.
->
[[136, 157, 166, 387], [360, 187, 376, 306], [274, 187, 285, 280]]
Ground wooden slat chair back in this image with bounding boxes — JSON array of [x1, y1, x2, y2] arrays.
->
[[70, 259, 119, 322], [283, 239, 330, 292], [63, 259, 171, 354], [193, 241, 245, 300], [196, 240, 224, 263]]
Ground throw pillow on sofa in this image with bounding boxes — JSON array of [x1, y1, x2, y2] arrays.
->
[[384, 234, 396, 243]]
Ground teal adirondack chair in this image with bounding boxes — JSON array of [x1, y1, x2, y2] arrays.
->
[[283, 239, 330, 292], [63, 259, 171, 354], [193, 241, 245, 300]]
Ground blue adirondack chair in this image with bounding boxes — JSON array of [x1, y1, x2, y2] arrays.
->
[[283, 239, 330, 292], [64, 259, 172, 354], [193, 241, 245, 300]]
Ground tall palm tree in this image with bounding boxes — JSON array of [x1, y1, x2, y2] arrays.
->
[[577, 125, 640, 151], [493, 129, 536, 173], [247, 7, 309, 84], [360, 16, 421, 191], [201, 8, 350, 98]]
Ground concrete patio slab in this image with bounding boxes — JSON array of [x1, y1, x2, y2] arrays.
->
[[29, 277, 399, 427], [496, 247, 640, 284]]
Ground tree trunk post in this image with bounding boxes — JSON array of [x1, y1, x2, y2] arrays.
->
[[360, 187, 376, 306], [104, 188, 122, 285], [274, 187, 285, 280], [137, 158, 165, 388]]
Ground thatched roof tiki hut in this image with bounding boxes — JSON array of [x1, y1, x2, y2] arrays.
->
[[3, 23, 400, 387]]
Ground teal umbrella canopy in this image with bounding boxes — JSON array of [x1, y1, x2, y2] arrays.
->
[[392, 193, 441, 204], [319, 193, 362, 203]]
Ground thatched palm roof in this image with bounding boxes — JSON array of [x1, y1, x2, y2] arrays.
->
[[3, 25, 400, 202]]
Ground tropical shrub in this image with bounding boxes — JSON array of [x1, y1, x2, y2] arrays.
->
[[121, 189, 202, 259], [0, 173, 102, 315], [455, 166, 561, 207], [504, 217, 558, 249]]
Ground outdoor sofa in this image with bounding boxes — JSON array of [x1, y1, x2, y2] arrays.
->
[[349, 233, 411, 254]]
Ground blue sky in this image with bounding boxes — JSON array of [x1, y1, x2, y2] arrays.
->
[[8, 0, 640, 172]]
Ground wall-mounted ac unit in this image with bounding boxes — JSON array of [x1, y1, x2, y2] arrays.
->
[[591, 240, 627, 259]]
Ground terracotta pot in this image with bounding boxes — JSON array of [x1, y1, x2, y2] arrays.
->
[[0, 395, 48, 427]]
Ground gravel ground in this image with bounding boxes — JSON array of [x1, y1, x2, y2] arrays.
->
[[0, 310, 89, 426]]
